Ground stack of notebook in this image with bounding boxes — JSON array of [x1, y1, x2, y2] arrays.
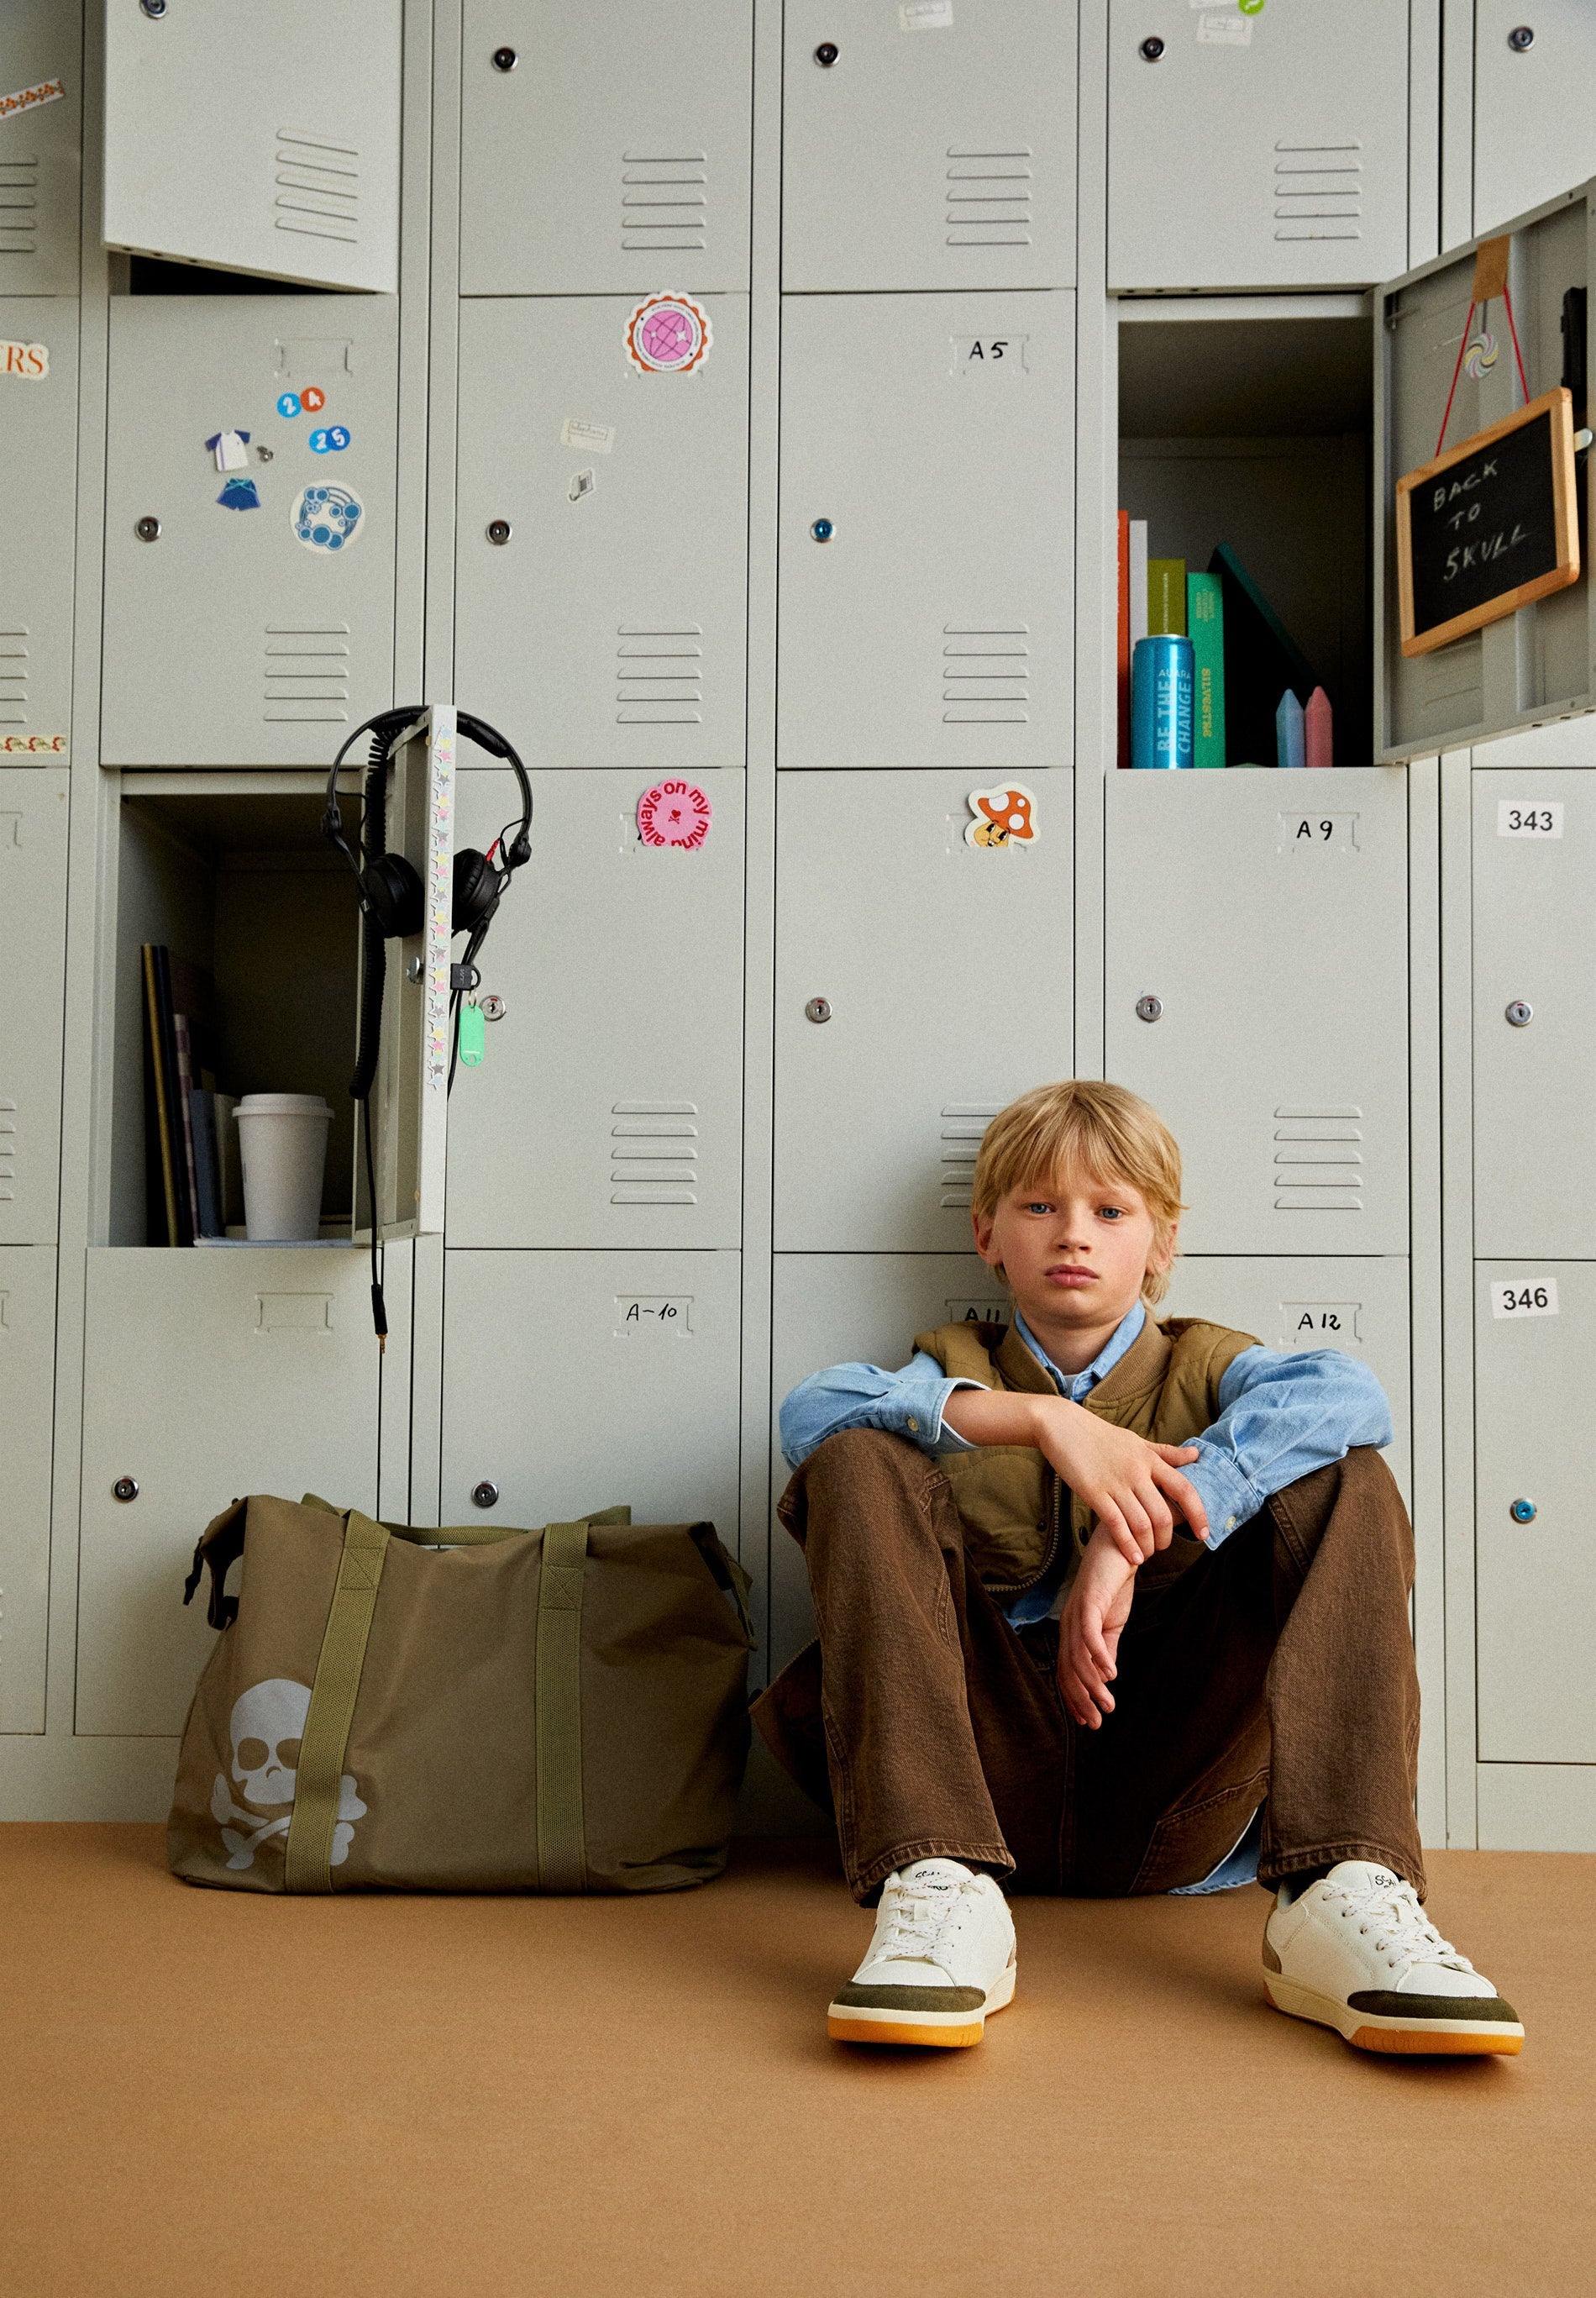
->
[[140, 944, 240, 1245]]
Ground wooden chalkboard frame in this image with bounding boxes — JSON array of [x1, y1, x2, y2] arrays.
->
[[1395, 387, 1580, 659]]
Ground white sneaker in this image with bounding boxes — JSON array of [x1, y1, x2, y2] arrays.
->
[[827, 1859, 1016, 2049], [1264, 1860, 1525, 2057]]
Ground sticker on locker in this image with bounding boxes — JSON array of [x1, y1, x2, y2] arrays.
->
[[1497, 801, 1563, 839], [1489, 1278, 1560, 1319]]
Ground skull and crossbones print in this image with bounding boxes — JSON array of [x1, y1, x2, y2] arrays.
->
[[211, 1678, 366, 1871]]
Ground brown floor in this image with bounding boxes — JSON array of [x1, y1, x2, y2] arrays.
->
[[1, 1827, 1590, 2297]]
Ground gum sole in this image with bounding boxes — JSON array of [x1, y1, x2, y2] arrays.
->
[[1349, 2024, 1524, 2056], [1265, 1975, 1525, 2057], [827, 2016, 984, 2048]]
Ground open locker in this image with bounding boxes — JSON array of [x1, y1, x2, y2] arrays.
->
[[0, 768, 69, 1247]]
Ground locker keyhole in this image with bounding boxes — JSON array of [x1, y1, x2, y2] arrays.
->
[[1507, 25, 1535, 51], [1138, 35, 1165, 60], [491, 45, 518, 71], [814, 41, 839, 66], [472, 1480, 500, 1509]]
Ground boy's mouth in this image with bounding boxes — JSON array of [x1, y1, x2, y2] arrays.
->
[[1044, 1265, 1095, 1287]]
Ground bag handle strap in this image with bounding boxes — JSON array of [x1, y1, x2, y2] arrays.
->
[[536, 1522, 589, 1892], [183, 1499, 249, 1630], [688, 1522, 758, 1649], [283, 1509, 391, 1894]]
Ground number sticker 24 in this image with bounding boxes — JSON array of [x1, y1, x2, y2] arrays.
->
[[1489, 1278, 1559, 1319]]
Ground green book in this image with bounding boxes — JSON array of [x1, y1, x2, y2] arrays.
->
[[1186, 571, 1226, 768], [1207, 543, 1319, 773], [1147, 557, 1187, 636]]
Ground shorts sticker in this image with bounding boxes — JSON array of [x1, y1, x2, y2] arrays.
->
[[625, 293, 712, 376], [205, 429, 250, 471], [291, 483, 365, 553], [637, 779, 712, 849], [568, 468, 596, 502], [0, 79, 65, 124], [965, 781, 1039, 849], [560, 416, 615, 453], [1, 339, 49, 380], [216, 476, 261, 511], [308, 425, 351, 453]]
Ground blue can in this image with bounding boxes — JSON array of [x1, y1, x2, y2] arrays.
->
[[1131, 634, 1194, 769]]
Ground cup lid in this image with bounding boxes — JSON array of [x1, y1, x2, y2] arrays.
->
[[234, 1093, 333, 1115]]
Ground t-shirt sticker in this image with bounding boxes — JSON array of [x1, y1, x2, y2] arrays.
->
[[291, 483, 365, 553], [625, 293, 712, 376], [637, 780, 712, 849], [965, 781, 1040, 849], [205, 429, 251, 472], [0, 339, 49, 380]]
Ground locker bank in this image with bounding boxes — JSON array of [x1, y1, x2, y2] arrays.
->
[[6, 4, 1596, 2285]]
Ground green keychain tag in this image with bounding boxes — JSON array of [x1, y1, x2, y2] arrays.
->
[[459, 1002, 486, 1067]]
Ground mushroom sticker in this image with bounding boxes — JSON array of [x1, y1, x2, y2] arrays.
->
[[964, 781, 1040, 849]]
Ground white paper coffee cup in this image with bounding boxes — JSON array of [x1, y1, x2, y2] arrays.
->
[[234, 1094, 333, 1243]]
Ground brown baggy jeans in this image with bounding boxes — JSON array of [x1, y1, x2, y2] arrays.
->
[[752, 1429, 1425, 1906]]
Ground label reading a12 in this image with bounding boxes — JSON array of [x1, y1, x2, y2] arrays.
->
[[308, 425, 350, 455]]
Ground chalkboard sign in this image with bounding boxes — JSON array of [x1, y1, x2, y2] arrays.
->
[[1396, 387, 1580, 659]]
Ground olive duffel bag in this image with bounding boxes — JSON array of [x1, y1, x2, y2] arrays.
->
[[168, 1493, 755, 1896]]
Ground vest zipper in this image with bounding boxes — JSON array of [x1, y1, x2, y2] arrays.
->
[[987, 1469, 1064, 1600]]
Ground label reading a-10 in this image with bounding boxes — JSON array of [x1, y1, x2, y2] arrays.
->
[[1497, 800, 1563, 839]]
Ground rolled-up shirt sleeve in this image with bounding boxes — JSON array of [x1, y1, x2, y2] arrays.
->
[[779, 1354, 989, 1470], [1181, 1344, 1394, 1549]]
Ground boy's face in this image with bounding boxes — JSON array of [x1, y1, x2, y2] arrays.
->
[[972, 1168, 1172, 1338]]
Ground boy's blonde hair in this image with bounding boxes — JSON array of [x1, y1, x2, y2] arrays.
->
[[971, 1079, 1187, 1305]]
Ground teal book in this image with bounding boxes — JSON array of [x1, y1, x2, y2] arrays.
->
[[1186, 571, 1226, 768], [1208, 544, 1319, 773]]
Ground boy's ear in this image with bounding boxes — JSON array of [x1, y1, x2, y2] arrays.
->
[[971, 1206, 1001, 1268], [1147, 1217, 1179, 1279]]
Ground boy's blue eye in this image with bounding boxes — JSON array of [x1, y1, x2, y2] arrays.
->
[[1099, 1206, 1125, 1219], [1025, 1202, 1053, 1215]]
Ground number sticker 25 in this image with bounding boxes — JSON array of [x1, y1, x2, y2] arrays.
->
[[1489, 1278, 1559, 1319]]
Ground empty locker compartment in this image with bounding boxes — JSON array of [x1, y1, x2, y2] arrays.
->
[[1160, 1254, 1412, 1507], [0, 770, 69, 1245], [1108, 0, 1413, 292], [445, 769, 744, 1249], [440, 1248, 742, 1541], [774, 770, 1072, 1251], [455, 296, 748, 770], [1104, 770, 1409, 1256], [769, 1250, 1004, 1671], [781, 0, 1075, 293], [0, 298, 77, 761], [779, 292, 1074, 768], [1473, 770, 1596, 1256], [1475, 1261, 1596, 1761], [76, 1246, 386, 1735], [102, 296, 398, 767], [0, 1246, 55, 1732], [1473, 4, 1596, 234], [102, 0, 400, 292], [0, 0, 81, 297], [459, 0, 752, 295]]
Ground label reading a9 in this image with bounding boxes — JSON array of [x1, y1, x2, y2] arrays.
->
[[1497, 800, 1563, 839], [1489, 1278, 1560, 1320]]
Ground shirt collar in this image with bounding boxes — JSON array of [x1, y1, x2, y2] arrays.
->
[[1014, 1300, 1147, 1401]]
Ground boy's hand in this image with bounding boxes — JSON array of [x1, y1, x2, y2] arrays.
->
[[1058, 1526, 1138, 1729], [1031, 1397, 1208, 1569]]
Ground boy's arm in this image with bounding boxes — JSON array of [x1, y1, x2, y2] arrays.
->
[[778, 1356, 988, 1470], [1180, 1347, 1395, 1550]]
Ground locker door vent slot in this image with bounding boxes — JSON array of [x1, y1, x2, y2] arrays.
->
[[0, 1098, 16, 1202], [0, 628, 27, 724], [944, 150, 1032, 248], [610, 1101, 700, 1205], [274, 130, 360, 248], [942, 627, 1028, 723], [263, 625, 351, 723], [939, 1104, 999, 1208], [1272, 140, 1362, 244], [617, 626, 703, 725], [621, 153, 708, 255], [1272, 1106, 1363, 1212], [0, 157, 39, 263]]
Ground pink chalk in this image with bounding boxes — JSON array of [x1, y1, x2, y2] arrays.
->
[[1305, 686, 1333, 769]]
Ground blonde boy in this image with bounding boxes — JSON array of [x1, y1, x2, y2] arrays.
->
[[755, 1081, 1523, 2058]]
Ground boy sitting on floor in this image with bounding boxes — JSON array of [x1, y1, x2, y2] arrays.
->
[[753, 1080, 1523, 2059]]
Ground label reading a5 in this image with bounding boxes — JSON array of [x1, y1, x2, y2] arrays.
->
[[1497, 801, 1563, 839], [951, 335, 1028, 375], [1489, 1278, 1559, 1320]]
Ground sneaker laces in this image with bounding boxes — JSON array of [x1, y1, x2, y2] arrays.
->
[[872, 1873, 969, 1969], [1326, 1875, 1473, 1975]]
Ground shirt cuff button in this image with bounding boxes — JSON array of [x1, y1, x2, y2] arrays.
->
[[1226, 1516, 1236, 1530], [906, 1417, 918, 1432]]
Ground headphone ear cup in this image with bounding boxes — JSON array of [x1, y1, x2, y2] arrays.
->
[[452, 846, 500, 935], [359, 853, 425, 939]]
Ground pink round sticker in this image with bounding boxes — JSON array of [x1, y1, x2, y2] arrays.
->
[[624, 293, 712, 376], [638, 780, 712, 849]]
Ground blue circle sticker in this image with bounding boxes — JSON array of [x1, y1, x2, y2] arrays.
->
[[290, 483, 365, 554], [276, 391, 302, 418], [309, 428, 331, 453], [309, 425, 350, 454]]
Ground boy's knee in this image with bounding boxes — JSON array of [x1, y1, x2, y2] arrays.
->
[[778, 1427, 946, 1546], [1270, 1445, 1413, 1574]]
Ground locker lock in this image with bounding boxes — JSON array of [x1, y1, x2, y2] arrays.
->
[[480, 993, 507, 1022], [1138, 35, 1165, 60], [813, 41, 838, 66], [1509, 1498, 1537, 1523], [135, 515, 161, 542], [486, 518, 512, 546], [805, 997, 832, 1023], [811, 518, 834, 542], [113, 1477, 139, 1503], [472, 1480, 500, 1510], [491, 45, 518, 70], [1505, 1000, 1534, 1028], [139, 0, 167, 17], [1135, 993, 1163, 1023], [1507, 25, 1535, 50]]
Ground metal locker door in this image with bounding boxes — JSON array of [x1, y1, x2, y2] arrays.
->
[[0, 1, 81, 296], [455, 296, 748, 770], [0, 1245, 54, 1731], [1473, 4, 1596, 233], [103, 0, 399, 292], [459, 0, 752, 296], [769, 1251, 1008, 1671], [1473, 771, 1596, 1257], [774, 770, 1072, 1250], [446, 769, 743, 1250], [101, 296, 398, 766], [1476, 1261, 1595, 1760], [778, 292, 1073, 769], [0, 770, 68, 1245], [781, 0, 1075, 293], [440, 1248, 742, 1538], [1107, 0, 1410, 291], [0, 299, 76, 763], [1160, 1254, 1412, 1507], [1104, 771, 1409, 1255], [372, 707, 454, 1242], [77, 1248, 383, 1735]]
